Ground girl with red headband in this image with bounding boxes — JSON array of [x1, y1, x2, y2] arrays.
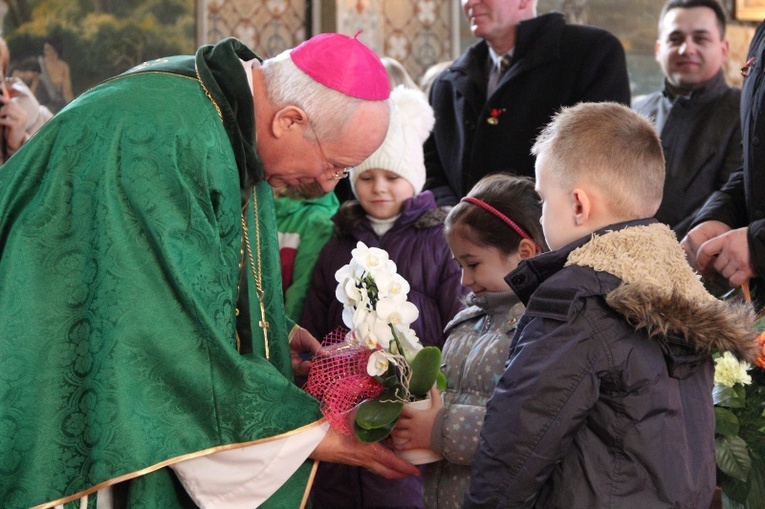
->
[[391, 173, 546, 508]]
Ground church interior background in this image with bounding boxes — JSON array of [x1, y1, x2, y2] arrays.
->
[[196, 0, 759, 98], [0, 0, 759, 100]]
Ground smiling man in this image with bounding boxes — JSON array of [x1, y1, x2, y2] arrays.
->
[[633, 0, 741, 240]]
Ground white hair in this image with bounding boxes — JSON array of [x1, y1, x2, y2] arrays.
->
[[261, 50, 380, 142]]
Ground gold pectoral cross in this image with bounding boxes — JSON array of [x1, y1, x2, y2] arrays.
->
[[259, 300, 270, 360], [241, 186, 272, 362]]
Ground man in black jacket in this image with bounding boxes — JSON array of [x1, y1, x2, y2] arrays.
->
[[633, 0, 741, 240], [683, 20, 765, 309], [423, 0, 630, 205]]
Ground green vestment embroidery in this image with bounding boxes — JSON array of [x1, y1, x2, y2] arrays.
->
[[0, 38, 321, 508]]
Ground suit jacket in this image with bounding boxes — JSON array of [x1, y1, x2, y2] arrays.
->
[[424, 12, 630, 205], [633, 71, 742, 239]]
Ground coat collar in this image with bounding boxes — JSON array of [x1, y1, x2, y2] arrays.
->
[[332, 191, 440, 236], [122, 37, 263, 188], [444, 290, 521, 334], [511, 11, 566, 76], [507, 218, 656, 304], [194, 38, 262, 188], [449, 11, 566, 96], [508, 218, 759, 363], [661, 69, 730, 103]]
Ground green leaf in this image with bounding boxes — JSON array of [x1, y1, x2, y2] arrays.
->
[[409, 346, 442, 397], [716, 407, 741, 437], [721, 478, 751, 507], [354, 398, 403, 430], [354, 419, 394, 443], [715, 384, 747, 408], [742, 455, 765, 509], [716, 435, 753, 482], [380, 372, 402, 389], [436, 371, 447, 391]]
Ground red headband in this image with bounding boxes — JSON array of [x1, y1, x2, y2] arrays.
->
[[460, 196, 540, 252]]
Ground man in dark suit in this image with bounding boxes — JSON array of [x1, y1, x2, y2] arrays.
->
[[424, 0, 630, 205], [634, 0, 741, 240]]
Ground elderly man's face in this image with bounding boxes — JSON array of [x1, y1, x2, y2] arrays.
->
[[263, 100, 390, 192], [462, 0, 528, 41]]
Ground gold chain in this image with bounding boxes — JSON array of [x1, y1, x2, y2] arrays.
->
[[194, 61, 266, 355], [241, 186, 270, 360], [194, 61, 223, 121]]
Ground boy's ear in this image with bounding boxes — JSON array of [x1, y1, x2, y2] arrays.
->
[[517, 238, 537, 259], [272, 105, 309, 139], [571, 187, 592, 226]]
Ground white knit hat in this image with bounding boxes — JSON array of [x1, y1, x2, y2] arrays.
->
[[351, 85, 435, 194]]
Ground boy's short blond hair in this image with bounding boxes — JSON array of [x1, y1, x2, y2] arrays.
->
[[531, 102, 665, 219]]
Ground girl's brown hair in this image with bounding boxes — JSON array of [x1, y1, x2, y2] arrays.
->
[[445, 173, 547, 254]]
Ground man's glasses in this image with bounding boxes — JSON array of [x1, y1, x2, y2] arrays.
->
[[332, 168, 352, 180], [309, 122, 353, 180]]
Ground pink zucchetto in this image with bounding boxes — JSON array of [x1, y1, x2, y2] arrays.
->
[[290, 31, 390, 101]]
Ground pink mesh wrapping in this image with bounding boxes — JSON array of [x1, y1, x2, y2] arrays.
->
[[304, 329, 384, 434]]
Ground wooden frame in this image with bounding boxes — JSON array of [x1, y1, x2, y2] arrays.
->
[[735, 0, 765, 21]]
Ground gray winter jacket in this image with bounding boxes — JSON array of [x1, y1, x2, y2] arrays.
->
[[423, 290, 525, 509]]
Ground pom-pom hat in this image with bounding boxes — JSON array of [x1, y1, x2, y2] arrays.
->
[[290, 31, 390, 101], [351, 85, 435, 194]]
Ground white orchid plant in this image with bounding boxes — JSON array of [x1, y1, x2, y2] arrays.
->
[[306, 241, 444, 443]]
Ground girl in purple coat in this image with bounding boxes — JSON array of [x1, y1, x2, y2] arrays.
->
[[301, 86, 467, 508]]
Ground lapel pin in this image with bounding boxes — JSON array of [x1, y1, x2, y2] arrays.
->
[[742, 56, 757, 78], [487, 108, 506, 125]]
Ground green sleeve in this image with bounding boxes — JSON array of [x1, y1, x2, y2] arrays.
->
[[284, 208, 337, 321]]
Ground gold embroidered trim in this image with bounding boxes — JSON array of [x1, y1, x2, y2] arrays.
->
[[194, 60, 223, 121], [33, 418, 328, 509], [300, 460, 321, 509]]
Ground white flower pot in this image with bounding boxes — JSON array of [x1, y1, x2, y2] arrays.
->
[[394, 398, 444, 465]]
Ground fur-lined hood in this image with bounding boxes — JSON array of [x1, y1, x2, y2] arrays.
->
[[566, 222, 759, 363]]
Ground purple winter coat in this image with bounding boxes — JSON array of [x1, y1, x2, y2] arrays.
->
[[301, 191, 466, 349], [301, 191, 467, 509]]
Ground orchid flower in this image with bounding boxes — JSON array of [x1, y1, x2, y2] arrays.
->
[[376, 298, 419, 329], [367, 350, 390, 377]]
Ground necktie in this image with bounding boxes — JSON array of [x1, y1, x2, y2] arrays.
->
[[499, 55, 511, 76], [487, 55, 511, 97]]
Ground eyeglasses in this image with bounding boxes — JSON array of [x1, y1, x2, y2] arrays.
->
[[332, 168, 353, 180], [309, 122, 354, 180]]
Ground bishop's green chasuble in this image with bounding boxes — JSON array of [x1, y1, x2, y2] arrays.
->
[[0, 39, 322, 508]]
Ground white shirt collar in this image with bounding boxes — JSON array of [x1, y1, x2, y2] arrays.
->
[[488, 47, 513, 70]]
